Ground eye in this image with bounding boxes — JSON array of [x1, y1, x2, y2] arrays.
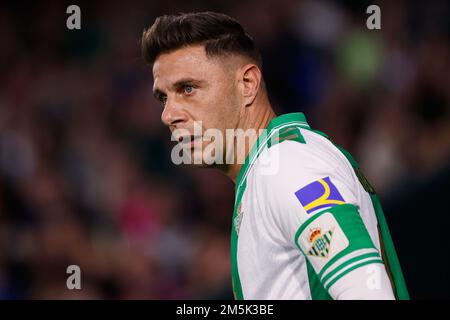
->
[[184, 85, 194, 95]]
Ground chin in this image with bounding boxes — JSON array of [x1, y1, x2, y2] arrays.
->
[[190, 153, 225, 169], [191, 163, 216, 169]]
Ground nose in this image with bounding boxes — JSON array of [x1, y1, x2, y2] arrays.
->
[[161, 97, 186, 128]]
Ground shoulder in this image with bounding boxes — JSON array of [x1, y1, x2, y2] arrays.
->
[[252, 128, 350, 188], [248, 129, 359, 221]]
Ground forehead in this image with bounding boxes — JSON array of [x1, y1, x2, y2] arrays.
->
[[153, 45, 220, 84]]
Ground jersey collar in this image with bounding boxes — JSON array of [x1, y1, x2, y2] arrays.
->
[[234, 112, 309, 193], [266, 112, 309, 132]]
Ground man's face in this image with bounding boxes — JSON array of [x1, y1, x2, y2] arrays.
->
[[152, 45, 242, 165]]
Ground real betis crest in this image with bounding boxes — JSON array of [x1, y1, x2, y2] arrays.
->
[[306, 227, 334, 258], [234, 203, 243, 236]]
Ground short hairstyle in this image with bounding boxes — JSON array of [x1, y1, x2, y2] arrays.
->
[[141, 12, 262, 68]]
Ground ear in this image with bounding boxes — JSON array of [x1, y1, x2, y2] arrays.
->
[[238, 64, 262, 107]]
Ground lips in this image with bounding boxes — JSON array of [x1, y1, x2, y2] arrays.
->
[[178, 135, 202, 147]]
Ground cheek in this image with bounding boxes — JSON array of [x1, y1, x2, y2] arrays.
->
[[194, 81, 238, 130], [216, 81, 238, 109], [214, 94, 237, 125]]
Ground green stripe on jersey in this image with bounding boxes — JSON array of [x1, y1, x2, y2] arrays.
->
[[325, 259, 384, 291], [321, 252, 381, 285]]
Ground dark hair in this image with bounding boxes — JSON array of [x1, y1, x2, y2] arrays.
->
[[141, 12, 262, 67]]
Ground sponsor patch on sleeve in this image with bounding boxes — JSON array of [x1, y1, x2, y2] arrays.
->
[[294, 177, 346, 215]]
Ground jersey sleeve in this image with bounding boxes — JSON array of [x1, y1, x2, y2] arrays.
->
[[253, 139, 395, 300]]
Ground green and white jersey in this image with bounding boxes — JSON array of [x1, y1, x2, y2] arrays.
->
[[231, 113, 409, 300]]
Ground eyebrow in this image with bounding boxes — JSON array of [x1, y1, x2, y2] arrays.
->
[[153, 77, 206, 99]]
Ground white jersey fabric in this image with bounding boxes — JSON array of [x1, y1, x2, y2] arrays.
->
[[230, 113, 409, 300]]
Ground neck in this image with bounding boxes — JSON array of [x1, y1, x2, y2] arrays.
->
[[224, 99, 276, 184]]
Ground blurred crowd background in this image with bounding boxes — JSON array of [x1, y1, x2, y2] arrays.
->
[[0, 0, 449, 299]]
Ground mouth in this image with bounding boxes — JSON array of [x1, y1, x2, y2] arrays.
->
[[178, 135, 203, 148]]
